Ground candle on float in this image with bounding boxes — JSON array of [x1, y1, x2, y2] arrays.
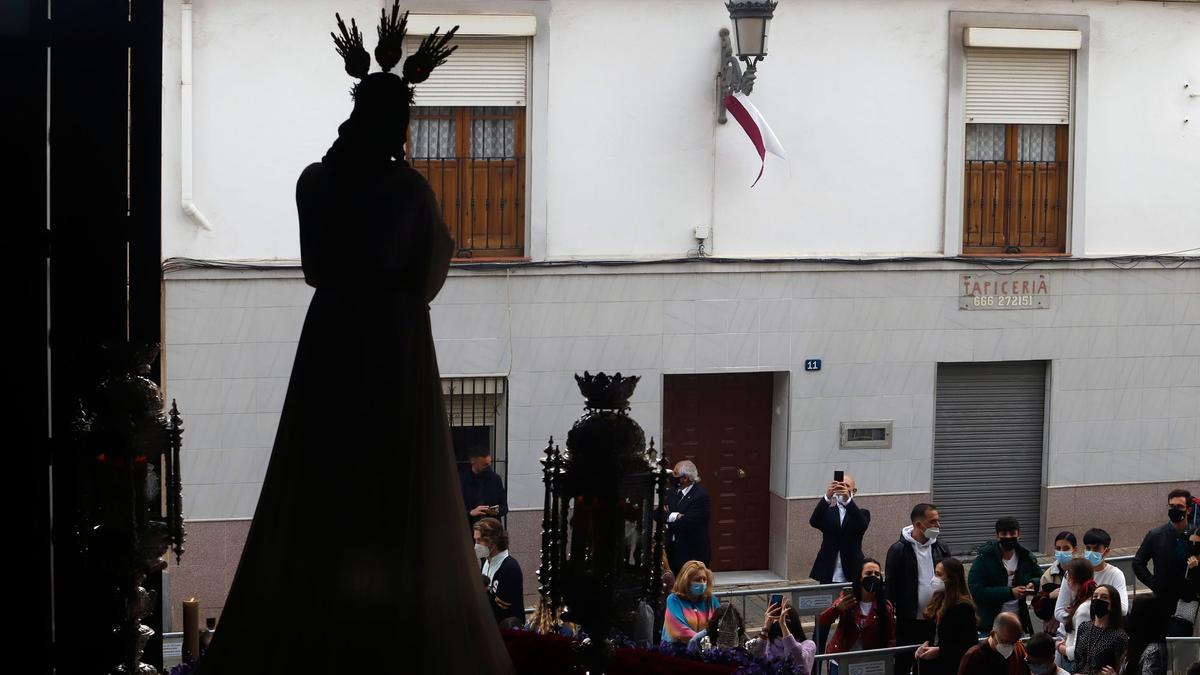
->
[[182, 597, 200, 663]]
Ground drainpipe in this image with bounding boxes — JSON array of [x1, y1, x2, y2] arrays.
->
[[181, 0, 212, 231]]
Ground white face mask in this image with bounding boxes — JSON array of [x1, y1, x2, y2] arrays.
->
[[834, 494, 847, 506], [924, 527, 941, 540], [930, 577, 946, 592], [994, 641, 1015, 659], [474, 543, 489, 559]]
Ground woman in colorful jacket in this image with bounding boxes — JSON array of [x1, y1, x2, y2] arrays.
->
[[661, 560, 720, 645]]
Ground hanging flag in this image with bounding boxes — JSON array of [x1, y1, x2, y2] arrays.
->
[[723, 92, 787, 187]]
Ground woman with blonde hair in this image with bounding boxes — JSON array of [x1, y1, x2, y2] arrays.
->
[[524, 595, 576, 637], [661, 560, 720, 645]]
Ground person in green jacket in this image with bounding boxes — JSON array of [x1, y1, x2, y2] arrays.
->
[[968, 516, 1042, 634]]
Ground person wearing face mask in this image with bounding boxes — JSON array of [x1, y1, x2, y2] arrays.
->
[[886, 503, 949, 675], [1134, 489, 1196, 636], [665, 460, 711, 576], [1057, 558, 1097, 672], [957, 612, 1028, 675], [817, 559, 895, 674], [661, 560, 720, 645], [1065, 584, 1128, 675], [473, 517, 525, 627], [1033, 531, 1078, 635], [1055, 529, 1130, 625], [810, 474, 871, 658], [968, 517, 1042, 635], [810, 474, 871, 586], [915, 558, 978, 675]]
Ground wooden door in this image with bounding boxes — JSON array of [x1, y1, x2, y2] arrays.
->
[[663, 373, 773, 572]]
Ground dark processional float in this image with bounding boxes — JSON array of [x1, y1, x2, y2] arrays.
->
[[538, 372, 671, 673]]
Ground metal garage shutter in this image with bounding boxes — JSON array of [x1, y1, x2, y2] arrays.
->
[[933, 361, 1046, 555]]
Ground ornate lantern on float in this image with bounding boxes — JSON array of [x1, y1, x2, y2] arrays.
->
[[71, 345, 186, 675], [537, 372, 670, 673]]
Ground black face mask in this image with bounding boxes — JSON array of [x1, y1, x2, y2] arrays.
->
[[999, 538, 1018, 551], [1169, 508, 1188, 524], [1189, 542, 1200, 557], [1091, 599, 1110, 618], [861, 576, 882, 594]]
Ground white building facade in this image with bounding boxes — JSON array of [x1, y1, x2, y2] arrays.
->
[[161, 0, 1200, 623]]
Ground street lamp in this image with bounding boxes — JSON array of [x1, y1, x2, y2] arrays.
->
[[718, 0, 778, 123]]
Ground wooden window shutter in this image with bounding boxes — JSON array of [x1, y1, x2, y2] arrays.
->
[[965, 48, 1071, 125], [405, 37, 530, 107]]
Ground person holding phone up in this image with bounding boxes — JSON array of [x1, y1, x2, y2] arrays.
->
[[968, 516, 1042, 636], [810, 471, 871, 585], [460, 445, 508, 526], [817, 558, 896, 674], [746, 596, 817, 673]]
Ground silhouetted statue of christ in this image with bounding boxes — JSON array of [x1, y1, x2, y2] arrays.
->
[[197, 6, 514, 672]]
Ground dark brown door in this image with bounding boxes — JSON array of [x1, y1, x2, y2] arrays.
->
[[663, 373, 773, 571]]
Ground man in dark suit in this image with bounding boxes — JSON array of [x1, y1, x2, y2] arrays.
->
[[459, 445, 508, 526], [809, 474, 870, 654], [665, 459, 711, 575], [1134, 488, 1196, 635], [809, 474, 871, 584]]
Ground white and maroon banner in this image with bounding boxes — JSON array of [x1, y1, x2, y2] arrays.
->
[[723, 92, 787, 187]]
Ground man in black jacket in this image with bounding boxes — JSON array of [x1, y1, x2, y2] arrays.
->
[[885, 503, 950, 675], [1134, 488, 1195, 635], [459, 445, 508, 526], [665, 459, 711, 575], [809, 474, 871, 584], [809, 474, 870, 655]]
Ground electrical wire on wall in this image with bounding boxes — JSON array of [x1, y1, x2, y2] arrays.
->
[[165, 248, 1200, 276]]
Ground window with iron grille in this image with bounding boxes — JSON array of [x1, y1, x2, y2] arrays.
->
[[411, 106, 525, 259], [442, 377, 507, 489], [962, 48, 1071, 255], [405, 36, 529, 260]]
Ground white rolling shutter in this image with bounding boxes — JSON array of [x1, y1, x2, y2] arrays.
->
[[965, 48, 1071, 125], [405, 37, 529, 107]]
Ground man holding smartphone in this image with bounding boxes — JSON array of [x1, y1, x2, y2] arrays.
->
[[809, 471, 870, 586], [967, 516, 1041, 635], [809, 471, 870, 655], [459, 445, 508, 526]]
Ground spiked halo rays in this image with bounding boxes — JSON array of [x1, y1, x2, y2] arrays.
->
[[331, 1, 459, 100]]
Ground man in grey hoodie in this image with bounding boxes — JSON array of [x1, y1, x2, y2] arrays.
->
[[885, 503, 950, 674]]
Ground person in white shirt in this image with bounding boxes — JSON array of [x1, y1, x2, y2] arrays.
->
[[1054, 528, 1130, 623], [1055, 558, 1097, 669]]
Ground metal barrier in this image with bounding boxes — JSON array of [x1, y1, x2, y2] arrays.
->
[[712, 555, 1139, 628], [813, 644, 922, 675], [1167, 637, 1200, 675]]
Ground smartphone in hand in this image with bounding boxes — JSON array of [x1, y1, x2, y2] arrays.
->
[[833, 470, 844, 483], [769, 593, 784, 607]]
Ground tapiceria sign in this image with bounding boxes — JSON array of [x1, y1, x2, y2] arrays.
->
[[959, 273, 1050, 310]]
